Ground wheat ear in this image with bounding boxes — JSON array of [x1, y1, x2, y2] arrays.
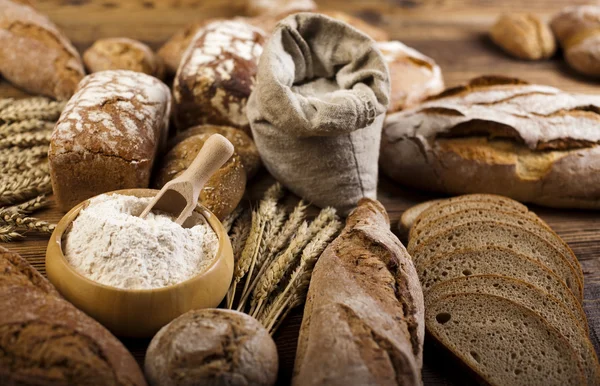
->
[[7, 195, 49, 214], [0, 97, 65, 122], [0, 131, 52, 149], [0, 120, 54, 138], [0, 175, 52, 206], [222, 206, 243, 233], [0, 225, 23, 242], [229, 209, 251, 261]]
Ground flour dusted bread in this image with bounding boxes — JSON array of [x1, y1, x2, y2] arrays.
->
[[0, 248, 147, 386], [426, 293, 586, 386], [83, 37, 164, 79], [145, 309, 278, 386], [382, 76, 600, 209], [49, 70, 171, 210], [0, 0, 84, 99], [173, 20, 265, 133], [293, 199, 424, 386]]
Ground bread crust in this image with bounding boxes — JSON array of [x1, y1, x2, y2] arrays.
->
[[0, 0, 84, 100]]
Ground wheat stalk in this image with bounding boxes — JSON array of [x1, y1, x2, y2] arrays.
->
[[7, 195, 50, 214], [0, 175, 52, 206], [0, 120, 54, 139], [0, 211, 55, 233], [0, 99, 14, 112], [222, 206, 243, 233], [0, 145, 48, 158], [229, 209, 251, 261], [0, 97, 65, 122], [0, 131, 52, 149], [0, 225, 23, 242]]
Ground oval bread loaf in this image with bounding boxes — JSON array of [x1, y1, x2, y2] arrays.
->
[[0, 0, 85, 100], [154, 132, 247, 220], [489, 13, 556, 60], [173, 20, 265, 134], [83, 37, 164, 79], [145, 309, 278, 386]]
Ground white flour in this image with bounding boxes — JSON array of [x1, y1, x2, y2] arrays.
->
[[64, 194, 219, 290]]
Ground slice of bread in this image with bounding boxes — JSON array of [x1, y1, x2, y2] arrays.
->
[[426, 276, 599, 384], [418, 246, 586, 326], [398, 199, 443, 239], [411, 221, 583, 301], [426, 292, 586, 386], [408, 210, 583, 285], [410, 194, 529, 238]]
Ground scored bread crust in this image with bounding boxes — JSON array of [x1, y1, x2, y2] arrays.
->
[[426, 292, 587, 386], [293, 198, 424, 386], [426, 275, 600, 384], [408, 209, 583, 286], [418, 246, 587, 327], [411, 220, 583, 300], [381, 76, 600, 209]]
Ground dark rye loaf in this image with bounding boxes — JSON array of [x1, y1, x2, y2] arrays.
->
[[293, 199, 424, 386]]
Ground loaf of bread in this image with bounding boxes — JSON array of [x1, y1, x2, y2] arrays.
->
[[377, 41, 444, 112], [319, 10, 389, 41], [0, 247, 147, 386], [551, 6, 600, 77], [490, 13, 556, 60], [49, 70, 171, 210], [0, 0, 85, 100], [293, 198, 424, 386], [145, 309, 278, 386], [173, 20, 265, 133], [382, 76, 600, 209], [83, 37, 164, 79], [169, 124, 261, 179], [245, 0, 316, 16], [154, 132, 247, 220]]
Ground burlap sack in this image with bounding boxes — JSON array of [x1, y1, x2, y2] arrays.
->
[[247, 13, 390, 215]]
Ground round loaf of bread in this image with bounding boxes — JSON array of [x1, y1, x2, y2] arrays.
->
[[154, 133, 247, 220], [83, 37, 164, 79], [145, 309, 278, 386], [171, 125, 261, 179]]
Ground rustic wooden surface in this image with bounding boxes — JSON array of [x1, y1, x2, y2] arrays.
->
[[2, 0, 600, 385]]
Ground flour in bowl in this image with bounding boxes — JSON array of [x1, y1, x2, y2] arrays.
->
[[64, 193, 219, 290]]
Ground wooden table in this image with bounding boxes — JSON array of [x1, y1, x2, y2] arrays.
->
[[2, 0, 599, 384]]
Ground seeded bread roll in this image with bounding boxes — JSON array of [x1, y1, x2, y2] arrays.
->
[[293, 199, 424, 386], [145, 309, 278, 386], [0, 0, 85, 100], [0, 248, 147, 386], [83, 37, 164, 79], [169, 124, 261, 179], [173, 20, 265, 134], [49, 70, 171, 211], [426, 293, 586, 385], [155, 132, 247, 220]]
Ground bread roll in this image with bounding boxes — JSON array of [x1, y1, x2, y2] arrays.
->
[[155, 132, 246, 220], [490, 13, 556, 60], [382, 76, 600, 209], [49, 70, 171, 211], [173, 20, 265, 134], [293, 199, 424, 386], [145, 309, 278, 386], [0, 0, 85, 99], [83, 37, 164, 79]]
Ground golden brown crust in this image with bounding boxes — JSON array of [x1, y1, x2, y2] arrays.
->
[[154, 133, 247, 220], [0, 246, 58, 296], [0, 0, 84, 100], [490, 13, 556, 60]]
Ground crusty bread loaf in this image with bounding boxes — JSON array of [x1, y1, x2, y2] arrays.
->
[[318, 10, 389, 41], [489, 13, 556, 60], [408, 209, 583, 285], [169, 124, 261, 179], [49, 70, 171, 211], [411, 221, 583, 299], [426, 293, 586, 385], [245, 0, 316, 17], [426, 275, 600, 384], [154, 132, 246, 220], [377, 41, 444, 112], [145, 309, 278, 386], [0, 248, 147, 386], [0, 0, 85, 100], [418, 246, 586, 326], [551, 6, 600, 77], [173, 20, 265, 133], [83, 37, 164, 79], [382, 76, 600, 209], [293, 199, 424, 386]]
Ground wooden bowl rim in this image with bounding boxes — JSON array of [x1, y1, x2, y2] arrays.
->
[[49, 188, 230, 294]]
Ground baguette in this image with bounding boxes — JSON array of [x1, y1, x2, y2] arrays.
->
[[293, 199, 424, 386]]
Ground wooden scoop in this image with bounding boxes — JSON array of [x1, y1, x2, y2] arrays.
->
[[140, 134, 234, 225]]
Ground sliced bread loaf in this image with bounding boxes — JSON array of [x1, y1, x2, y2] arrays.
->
[[398, 199, 443, 239], [425, 276, 599, 385], [412, 221, 583, 300], [408, 210, 583, 286], [418, 246, 586, 326], [426, 292, 586, 386]]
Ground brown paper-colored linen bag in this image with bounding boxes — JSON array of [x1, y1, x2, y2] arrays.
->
[[247, 13, 390, 215]]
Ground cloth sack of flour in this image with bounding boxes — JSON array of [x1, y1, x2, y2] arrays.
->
[[247, 13, 390, 215]]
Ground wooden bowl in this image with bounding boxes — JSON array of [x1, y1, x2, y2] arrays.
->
[[46, 188, 234, 338]]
